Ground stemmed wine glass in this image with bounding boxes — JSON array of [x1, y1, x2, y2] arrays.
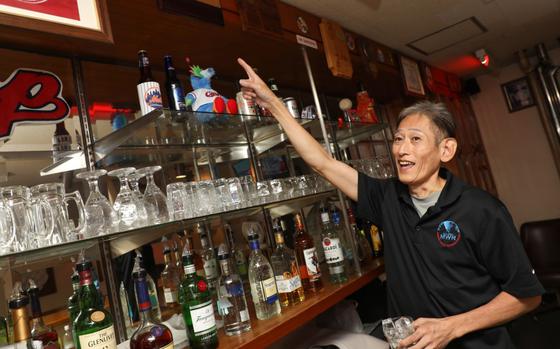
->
[[108, 167, 146, 230], [75, 169, 120, 237], [128, 171, 149, 221], [136, 166, 169, 224]]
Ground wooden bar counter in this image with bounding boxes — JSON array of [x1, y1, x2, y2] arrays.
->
[[218, 258, 385, 348]]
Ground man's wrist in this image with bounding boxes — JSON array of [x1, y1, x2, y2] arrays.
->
[[448, 314, 468, 340]]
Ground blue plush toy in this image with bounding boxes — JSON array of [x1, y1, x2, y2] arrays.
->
[[185, 65, 237, 120]]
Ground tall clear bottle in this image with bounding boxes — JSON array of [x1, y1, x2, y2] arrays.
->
[[216, 243, 251, 335], [331, 209, 354, 274], [293, 213, 323, 293], [172, 240, 184, 279], [247, 230, 281, 320], [134, 251, 162, 322], [130, 269, 174, 349], [118, 282, 134, 339], [73, 259, 117, 349], [67, 268, 81, 325], [320, 207, 348, 284], [199, 231, 219, 293], [224, 223, 248, 280], [28, 279, 60, 349], [137, 50, 162, 116], [270, 219, 305, 307], [178, 239, 218, 349], [159, 243, 180, 310], [163, 55, 187, 112]]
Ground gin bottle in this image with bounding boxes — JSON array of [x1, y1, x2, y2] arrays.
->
[[178, 239, 218, 349], [216, 243, 251, 335], [248, 230, 281, 320], [320, 207, 348, 284], [28, 279, 60, 349], [130, 269, 174, 349], [270, 219, 305, 307], [293, 213, 323, 293]]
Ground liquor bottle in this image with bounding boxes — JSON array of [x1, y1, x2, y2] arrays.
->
[[247, 230, 281, 320], [62, 325, 74, 349], [320, 208, 348, 284], [270, 219, 305, 307], [159, 243, 180, 309], [67, 268, 81, 325], [331, 209, 355, 273], [28, 279, 60, 349], [52, 121, 72, 162], [216, 243, 251, 335], [368, 222, 383, 257], [347, 208, 373, 264], [0, 316, 8, 345], [134, 251, 162, 322], [224, 223, 248, 280], [178, 239, 218, 349], [118, 282, 134, 339], [73, 259, 117, 349], [137, 50, 163, 116], [199, 232, 219, 293], [8, 282, 33, 349], [164, 55, 187, 112], [172, 240, 184, 279], [293, 213, 323, 293], [130, 269, 174, 349]]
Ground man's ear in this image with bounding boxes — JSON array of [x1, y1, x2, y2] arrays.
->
[[440, 138, 457, 163]]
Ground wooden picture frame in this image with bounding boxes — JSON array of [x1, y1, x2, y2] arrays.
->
[[501, 77, 535, 113], [399, 55, 426, 97], [0, 0, 113, 43]]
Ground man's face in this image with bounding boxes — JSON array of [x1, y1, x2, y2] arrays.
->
[[392, 113, 444, 187]]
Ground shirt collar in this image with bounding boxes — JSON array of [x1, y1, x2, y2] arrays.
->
[[397, 167, 465, 209]]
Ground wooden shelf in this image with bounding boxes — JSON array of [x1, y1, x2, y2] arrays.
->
[[218, 258, 385, 349]]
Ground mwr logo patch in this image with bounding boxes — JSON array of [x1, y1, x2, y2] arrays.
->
[[436, 220, 461, 248]]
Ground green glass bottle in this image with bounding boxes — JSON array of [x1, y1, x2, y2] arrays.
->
[[0, 316, 8, 345], [72, 259, 117, 349], [68, 268, 81, 324], [178, 239, 218, 349]]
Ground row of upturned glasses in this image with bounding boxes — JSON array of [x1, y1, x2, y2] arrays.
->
[[346, 156, 394, 179]]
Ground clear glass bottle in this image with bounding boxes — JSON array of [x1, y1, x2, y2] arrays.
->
[[293, 213, 323, 293], [118, 282, 134, 339], [320, 207, 348, 284], [331, 209, 354, 274], [62, 325, 74, 349], [28, 279, 60, 349], [130, 269, 174, 349], [178, 239, 218, 349], [133, 252, 162, 323], [199, 231, 219, 293], [73, 259, 117, 349], [67, 268, 81, 325], [224, 223, 248, 280], [159, 243, 180, 309], [247, 230, 281, 320], [216, 243, 251, 335], [172, 240, 184, 279], [270, 219, 305, 307]]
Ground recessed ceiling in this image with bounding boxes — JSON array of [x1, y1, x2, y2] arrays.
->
[[282, 0, 560, 77]]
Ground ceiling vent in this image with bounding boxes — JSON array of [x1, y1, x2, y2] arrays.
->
[[407, 17, 487, 55]]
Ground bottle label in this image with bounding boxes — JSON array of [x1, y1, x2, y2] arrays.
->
[[189, 300, 216, 335], [290, 275, 302, 290], [261, 277, 279, 304], [239, 309, 250, 322], [321, 212, 330, 223], [329, 265, 345, 275], [78, 325, 117, 349], [163, 288, 177, 303], [275, 275, 293, 293], [303, 247, 320, 277], [137, 82, 163, 116], [203, 259, 218, 280], [90, 311, 105, 322], [227, 282, 245, 297], [322, 238, 344, 264]]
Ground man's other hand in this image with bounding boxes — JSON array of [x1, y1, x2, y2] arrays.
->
[[398, 317, 458, 349]]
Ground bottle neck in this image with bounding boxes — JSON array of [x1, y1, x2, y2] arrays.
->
[[274, 232, 285, 247], [219, 258, 231, 276], [183, 255, 196, 275], [28, 290, 43, 320], [248, 239, 260, 251], [78, 269, 102, 309], [163, 252, 172, 266]]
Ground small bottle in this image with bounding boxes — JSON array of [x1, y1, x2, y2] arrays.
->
[[320, 207, 348, 284], [73, 259, 117, 349], [247, 230, 281, 320], [8, 282, 33, 349], [164, 55, 187, 112], [178, 239, 218, 349], [293, 213, 323, 293], [118, 282, 134, 339], [224, 223, 248, 280], [62, 326, 74, 349], [133, 252, 162, 323], [67, 268, 81, 325], [199, 230, 219, 293], [347, 208, 373, 264], [270, 219, 305, 307], [28, 279, 60, 349], [130, 269, 174, 349], [216, 243, 251, 336], [137, 50, 163, 116]]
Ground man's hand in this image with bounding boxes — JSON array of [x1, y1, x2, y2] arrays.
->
[[398, 317, 458, 349], [237, 58, 281, 112]]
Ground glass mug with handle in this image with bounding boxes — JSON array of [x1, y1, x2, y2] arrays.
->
[[0, 197, 17, 255]]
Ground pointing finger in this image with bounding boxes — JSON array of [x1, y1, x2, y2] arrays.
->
[[237, 58, 258, 79]]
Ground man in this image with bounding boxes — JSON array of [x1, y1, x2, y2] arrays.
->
[[238, 58, 544, 349]]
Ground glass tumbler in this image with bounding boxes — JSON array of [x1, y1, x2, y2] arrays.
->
[[166, 182, 189, 220]]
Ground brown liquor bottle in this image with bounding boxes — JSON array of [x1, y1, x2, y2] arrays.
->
[[293, 213, 323, 293]]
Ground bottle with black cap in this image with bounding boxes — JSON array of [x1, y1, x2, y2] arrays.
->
[[8, 282, 35, 349]]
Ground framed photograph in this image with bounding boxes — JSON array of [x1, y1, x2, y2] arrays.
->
[[501, 77, 535, 112], [0, 0, 113, 43], [399, 55, 426, 97]]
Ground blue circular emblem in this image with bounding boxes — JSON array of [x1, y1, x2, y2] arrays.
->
[[436, 220, 461, 248]]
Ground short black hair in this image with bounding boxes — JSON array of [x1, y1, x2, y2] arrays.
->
[[397, 101, 456, 140]]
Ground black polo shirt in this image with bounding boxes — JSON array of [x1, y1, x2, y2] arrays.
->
[[357, 168, 544, 349]]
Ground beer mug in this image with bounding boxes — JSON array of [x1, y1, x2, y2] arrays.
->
[[30, 183, 86, 243], [0, 198, 16, 255]]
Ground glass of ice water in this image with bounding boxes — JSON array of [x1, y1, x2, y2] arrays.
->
[[382, 316, 414, 349]]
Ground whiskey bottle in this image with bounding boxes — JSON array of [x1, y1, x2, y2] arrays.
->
[[320, 207, 348, 284], [8, 282, 33, 349], [247, 230, 281, 320], [130, 269, 174, 349], [28, 279, 60, 349], [159, 244, 180, 309], [270, 219, 305, 307], [216, 243, 251, 336], [67, 268, 81, 325], [73, 259, 117, 349], [178, 239, 218, 349], [293, 213, 323, 293]]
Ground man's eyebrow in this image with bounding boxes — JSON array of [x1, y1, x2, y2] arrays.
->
[[395, 128, 425, 133]]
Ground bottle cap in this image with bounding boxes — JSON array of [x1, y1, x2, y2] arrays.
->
[[217, 243, 229, 260], [76, 259, 93, 272], [8, 282, 28, 309]]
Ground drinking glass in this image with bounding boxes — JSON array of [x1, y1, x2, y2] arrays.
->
[[0, 199, 16, 255], [76, 169, 120, 237], [240, 176, 257, 206], [382, 316, 414, 349], [268, 179, 283, 200], [194, 180, 219, 215], [167, 182, 189, 220], [108, 167, 146, 230], [256, 181, 270, 204], [136, 166, 169, 224], [226, 177, 244, 209]]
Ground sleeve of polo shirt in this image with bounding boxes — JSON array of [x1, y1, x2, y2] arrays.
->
[[478, 203, 545, 298], [356, 172, 386, 229]]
